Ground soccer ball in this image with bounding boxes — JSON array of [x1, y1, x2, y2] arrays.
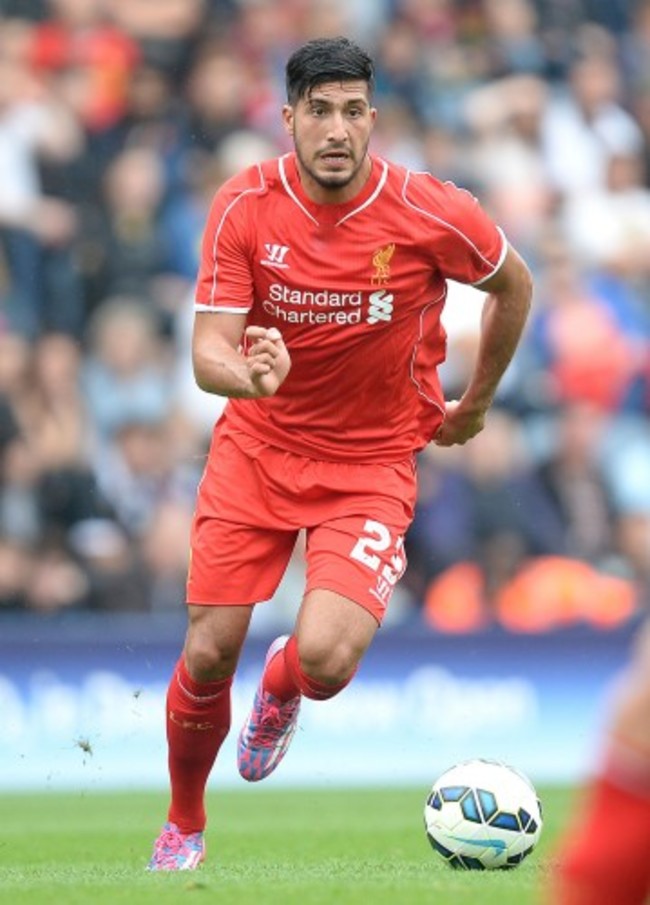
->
[[423, 758, 543, 870]]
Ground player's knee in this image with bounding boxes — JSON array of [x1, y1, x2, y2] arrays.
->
[[297, 638, 360, 687], [184, 632, 239, 681]]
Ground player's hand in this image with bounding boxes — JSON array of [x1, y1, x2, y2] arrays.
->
[[433, 399, 487, 447], [244, 325, 291, 397]]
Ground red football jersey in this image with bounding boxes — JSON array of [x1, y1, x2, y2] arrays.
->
[[195, 153, 506, 463]]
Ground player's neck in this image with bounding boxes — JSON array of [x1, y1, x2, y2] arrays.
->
[[296, 155, 373, 206]]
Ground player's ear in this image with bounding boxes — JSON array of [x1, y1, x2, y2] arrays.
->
[[282, 104, 294, 136]]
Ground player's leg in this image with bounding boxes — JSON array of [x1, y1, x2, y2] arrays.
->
[[238, 498, 410, 781], [237, 588, 379, 782], [290, 586, 379, 692], [168, 605, 253, 825], [149, 429, 299, 868], [551, 621, 650, 904], [237, 450, 415, 782], [148, 604, 252, 871]]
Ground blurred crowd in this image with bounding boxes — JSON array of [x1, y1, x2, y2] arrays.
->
[[0, 0, 649, 631]]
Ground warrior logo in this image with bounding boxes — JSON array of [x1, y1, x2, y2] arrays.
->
[[371, 243, 395, 285], [261, 243, 290, 268]]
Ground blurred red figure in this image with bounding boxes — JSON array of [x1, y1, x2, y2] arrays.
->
[[550, 620, 650, 904], [27, 0, 140, 131]]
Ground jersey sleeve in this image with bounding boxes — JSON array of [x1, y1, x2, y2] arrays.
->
[[405, 173, 507, 286], [194, 172, 258, 313]]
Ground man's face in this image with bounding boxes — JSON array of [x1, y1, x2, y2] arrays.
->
[[283, 81, 376, 201]]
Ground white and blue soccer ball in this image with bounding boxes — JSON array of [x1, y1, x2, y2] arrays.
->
[[424, 758, 543, 870]]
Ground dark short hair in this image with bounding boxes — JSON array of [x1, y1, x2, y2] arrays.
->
[[285, 37, 374, 105]]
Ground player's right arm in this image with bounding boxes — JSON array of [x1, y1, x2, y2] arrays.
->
[[193, 312, 291, 399], [192, 165, 291, 399]]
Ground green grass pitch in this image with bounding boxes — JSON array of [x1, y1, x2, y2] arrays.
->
[[0, 785, 573, 905]]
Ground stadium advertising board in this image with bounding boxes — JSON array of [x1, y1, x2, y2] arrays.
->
[[0, 616, 636, 790]]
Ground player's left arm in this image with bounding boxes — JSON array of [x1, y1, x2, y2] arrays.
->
[[434, 244, 532, 447]]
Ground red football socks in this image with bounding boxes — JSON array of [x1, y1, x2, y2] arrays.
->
[[554, 775, 650, 905], [262, 637, 301, 702], [166, 657, 233, 833], [263, 634, 355, 702]]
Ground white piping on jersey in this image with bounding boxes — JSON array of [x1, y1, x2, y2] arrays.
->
[[195, 304, 250, 313], [409, 286, 447, 415], [279, 154, 319, 224], [473, 227, 508, 285], [401, 171, 508, 285], [335, 159, 388, 225], [278, 154, 389, 226], [205, 162, 266, 309]]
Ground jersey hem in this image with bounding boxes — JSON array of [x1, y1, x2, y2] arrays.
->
[[222, 412, 425, 466]]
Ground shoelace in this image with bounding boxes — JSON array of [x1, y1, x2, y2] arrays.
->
[[152, 829, 201, 867], [157, 830, 185, 853], [250, 700, 298, 746]]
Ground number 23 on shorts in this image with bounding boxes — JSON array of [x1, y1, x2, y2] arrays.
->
[[350, 518, 407, 607]]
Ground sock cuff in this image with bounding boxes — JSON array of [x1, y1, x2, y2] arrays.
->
[[284, 635, 356, 701], [176, 657, 233, 703]]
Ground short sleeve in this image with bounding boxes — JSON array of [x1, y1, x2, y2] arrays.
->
[[405, 174, 507, 286], [435, 182, 507, 285], [195, 185, 254, 312]]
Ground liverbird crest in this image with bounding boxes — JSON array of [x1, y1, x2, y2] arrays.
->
[[371, 243, 395, 285]]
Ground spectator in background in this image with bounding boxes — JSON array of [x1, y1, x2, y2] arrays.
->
[[97, 62, 186, 187], [561, 149, 650, 283], [110, 0, 206, 77], [541, 45, 645, 198], [82, 298, 202, 545], [21, 536, 90, 614], [373, 16, 429, 124], [530, 402, 615, 566], [0, 42, 85, 338], [481, 0, 547, 78], [26, 0, 140, 133], [0, 330, 121, 616], [406, 409, 553, 603], [525, 234, 644, 413], [93, 148, 175, 309], [182, 43, 254, 153], [463, 74, 553, 262], [94, 417, 187, 538], [139, 499, 193, 612], [82, 296, 172, 441], [68, 515, 149, 612]]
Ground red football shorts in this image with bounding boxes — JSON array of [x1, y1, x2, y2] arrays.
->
[[186, 422, 417, 624]]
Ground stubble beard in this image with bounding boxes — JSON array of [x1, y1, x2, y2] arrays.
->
[[295, 140, 369, 192]]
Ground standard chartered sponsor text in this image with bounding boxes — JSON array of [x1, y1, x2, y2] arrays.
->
[[263, 282, 363, 324]]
